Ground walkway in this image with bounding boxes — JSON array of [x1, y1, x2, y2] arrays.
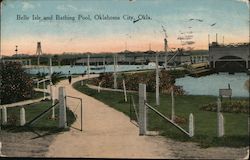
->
[[46, 75, 174, 158]]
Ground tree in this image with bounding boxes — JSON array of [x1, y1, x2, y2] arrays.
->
[[0, 61, 34, 104]]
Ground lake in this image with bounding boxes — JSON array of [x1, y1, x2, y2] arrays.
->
[[25, 65, 249, 97], [175, 73, 249, 97]]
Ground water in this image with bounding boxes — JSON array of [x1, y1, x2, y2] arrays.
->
[[175, 73, 249, 97], [25, 64, 160, 75], [26, 65, 249, 97]]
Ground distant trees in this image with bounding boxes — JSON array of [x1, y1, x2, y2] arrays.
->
[[0, 61, 34, 104]]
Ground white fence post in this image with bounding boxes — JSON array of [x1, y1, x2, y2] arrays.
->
[[139, 83, 147, 135], [43, 81, 46, 100], [189, 113, 194, 137], [113, 54, 117, 89], [20, 107, 26, 126], [98, 82, 101, 93], [155, 53, 160, 106], [59, 87, 67, 128], [2, 107, 7, 125], [87, 54, 90, 79], [218, 113, 224, 137], [217, 97, 221, 113], [49, 58, 53, 101], [0, 142, 4, 157], [171, 87, 175, 121], [217, 98, 224, 137], [51, 86, 55, 119], [123, 79, 127, 102]]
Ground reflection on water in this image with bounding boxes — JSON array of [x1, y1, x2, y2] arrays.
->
[[176, 73, 249, 97]]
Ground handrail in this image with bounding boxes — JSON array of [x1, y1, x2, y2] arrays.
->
[[145, 103, 190, 136], [25, 102, 59, 126]]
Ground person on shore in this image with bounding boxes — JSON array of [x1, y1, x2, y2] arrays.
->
[[68, 71, 72, 84], [82, 71, 86, 77]]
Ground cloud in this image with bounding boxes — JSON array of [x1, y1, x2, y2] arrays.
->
[[236, 0, 249, 8], [22, 2, 35, 11], [56, 4, 92, 12], [56, 4, 77, 11]]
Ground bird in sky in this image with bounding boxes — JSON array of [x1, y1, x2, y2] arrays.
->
[[210, 23, 216, 26], [133, 19, 140, 23], [196, 19, 203, 22], [188, 18, 203, 22]]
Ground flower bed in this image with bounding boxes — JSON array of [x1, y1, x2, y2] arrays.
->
[[200, 100, 249, 113]]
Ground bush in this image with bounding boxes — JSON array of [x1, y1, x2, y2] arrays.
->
[[200, 100, 249, 113], [89, 70, 185, 95], [51, 72, 63, 85], [0, 61, 34, 104]]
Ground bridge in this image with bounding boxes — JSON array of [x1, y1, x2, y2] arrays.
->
[[209, 42, 250, 72]]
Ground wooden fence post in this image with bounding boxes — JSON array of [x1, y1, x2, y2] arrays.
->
[[59, 87, 67, 128], [139, 83, 147, 135], [171, 87, 175, 121], [2, 107, 7, 125], [155, 54, 160, 106], [123, 79, 127, 102], [20, 107, 26, 126], [217, 98, 224, 137], [189, 113, 194, 137]]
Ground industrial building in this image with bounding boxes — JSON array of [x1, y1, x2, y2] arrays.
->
[[209, 42, 250, 72]]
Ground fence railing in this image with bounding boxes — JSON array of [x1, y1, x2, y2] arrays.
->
[[129, 95, 139, 127], [138, 83, 194, 137], [65, 95, 83, 131], [25, 102, 59, 126], [145, 102, 190, 136]]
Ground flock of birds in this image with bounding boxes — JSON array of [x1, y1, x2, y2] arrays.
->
[[127, 0, 220, 52]]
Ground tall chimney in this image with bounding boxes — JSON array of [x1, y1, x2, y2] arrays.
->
[[216, 33, 218, 43]]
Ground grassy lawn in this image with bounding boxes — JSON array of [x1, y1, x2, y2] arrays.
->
[[73, 81, 249, 148], [2, 100, 76, 132]]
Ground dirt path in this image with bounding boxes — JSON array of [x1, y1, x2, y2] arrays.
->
[[1, 131, 55, 157], [46, 75, 175, 158]]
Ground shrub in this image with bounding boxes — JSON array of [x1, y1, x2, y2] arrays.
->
[[88, 70, 185, 95], [200, 100, 249, 113], [51, 72, 63, 85], [0, 61, 34, 104]]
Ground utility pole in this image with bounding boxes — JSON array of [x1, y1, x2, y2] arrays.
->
[[156, 53, 160, 106]]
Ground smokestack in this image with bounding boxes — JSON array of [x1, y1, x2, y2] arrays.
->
[[216, 33, 218, 43], [223, 36, 224, 45], [164, 38, 168, 52]]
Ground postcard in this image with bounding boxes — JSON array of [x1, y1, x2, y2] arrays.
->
[[0, 0, 249, 159]]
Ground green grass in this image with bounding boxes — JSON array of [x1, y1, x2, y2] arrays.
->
[[73, 81, 249, 148], [2, 100, 76, 132]]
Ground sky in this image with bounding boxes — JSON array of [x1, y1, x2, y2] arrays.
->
[[1, 0, 249, 55]]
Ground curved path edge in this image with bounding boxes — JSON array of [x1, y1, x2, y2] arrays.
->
[[46, 75, 174, 158]]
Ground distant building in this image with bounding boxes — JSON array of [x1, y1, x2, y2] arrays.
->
[[209, 42, 250, 72], [75, 51, 191, 66]]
